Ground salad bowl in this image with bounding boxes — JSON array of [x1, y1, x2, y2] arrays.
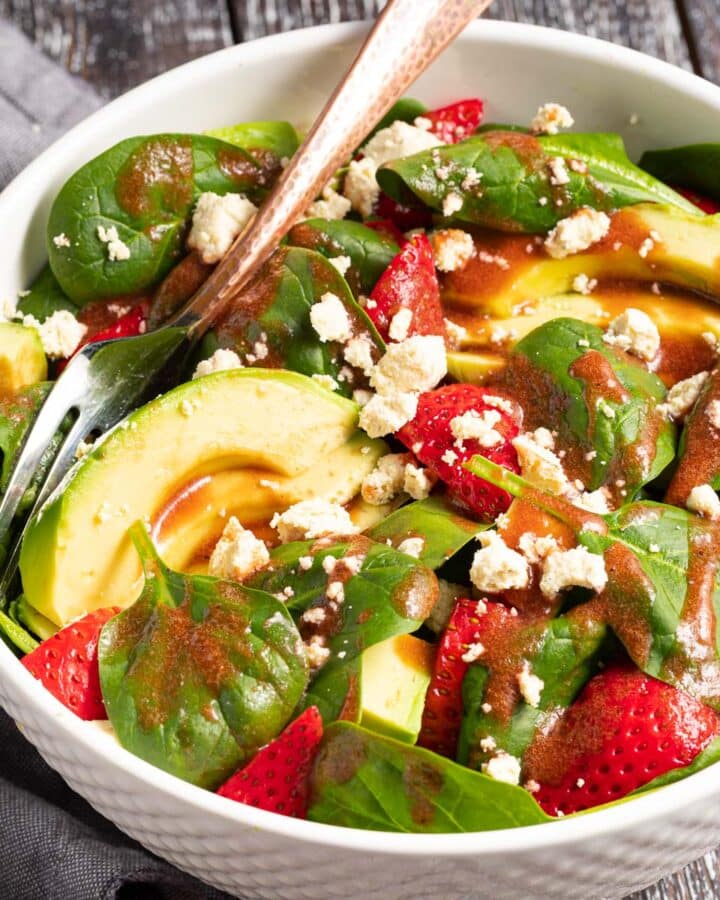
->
[[4, 19, 720, 900]]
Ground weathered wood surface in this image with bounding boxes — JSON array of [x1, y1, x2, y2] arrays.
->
[[1, 1, 720, 899]]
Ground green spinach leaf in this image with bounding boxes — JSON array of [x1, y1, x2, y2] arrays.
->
[[308, 721, 551, 831], [47, 133, 279, 304], [640, 144, 720, 203], [17, 265, 78, 320], [205, 120, 300, 160], [98, 523, 308, 789]]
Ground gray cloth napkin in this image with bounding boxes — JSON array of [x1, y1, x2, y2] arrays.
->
[[0, 21, 229, 900]]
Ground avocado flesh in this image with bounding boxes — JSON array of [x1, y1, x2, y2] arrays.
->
[[0, 324, 47, 395], [359, 634, 434, 744], [20, 369, 383, 626], [443, 204, 720, 317]]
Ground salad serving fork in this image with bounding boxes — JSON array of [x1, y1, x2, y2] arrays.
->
[[0, 0, 493, 596]]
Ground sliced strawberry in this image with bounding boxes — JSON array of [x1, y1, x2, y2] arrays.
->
[[674, 186, 720, 215], [366, 233, 444, 342], [364, 218, 407, 247], [397, 384, 522, 520], [217, 706, 323, 818], [375, 192, 433, 232], [419, 599, 510, 758], [529, 664, 720, 817], [59, 304, 146, 372], [22, 607, 120, 720], [423, 99, 484, 144]]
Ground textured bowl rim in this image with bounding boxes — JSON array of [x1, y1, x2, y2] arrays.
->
[[3, 17, 720, 858]]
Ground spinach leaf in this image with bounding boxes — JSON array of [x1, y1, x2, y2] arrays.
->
[[364, 98, 427, 144], [367, 495, 486, 570], [286, 219, 399, 296], [308, 721, 551, 831], [507, 318, 675, 499], [248, 536, 439, 722], [213, 246, 384, 396], [47, 133, 279, 304], [631, 735, 720, 794], [377, 131, 696, 233], [640, 144, 720, 203], [459, 612, 610, 769], [205, 120, 300, 161], [98, 523, 308, 789], [17, 265, 78, 320]]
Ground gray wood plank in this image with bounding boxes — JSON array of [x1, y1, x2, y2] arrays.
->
[[681, 0, 720, 83], [229, 0, 381, 41], [0, 0, 233, 97]]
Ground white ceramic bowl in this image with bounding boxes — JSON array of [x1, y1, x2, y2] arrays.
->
[[2, 20, 720, 900]]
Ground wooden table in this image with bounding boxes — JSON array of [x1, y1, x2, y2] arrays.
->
[[2, 1, 720, 899]]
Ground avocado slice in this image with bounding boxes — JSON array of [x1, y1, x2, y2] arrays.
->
[[443, 204, 720, 317], [359, 634, 434, 744], [20, 369, 385, 626], [446, 351, 506, 384], [0, 323, 47, 395]]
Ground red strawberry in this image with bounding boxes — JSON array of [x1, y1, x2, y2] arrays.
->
[[22, 607, 120, 720], [398, 384, 522, 519], [366, 233, 444, 342], [59, 305, 146, 372], [217, 706, 324, 818], [423, 99, 484, 144], [674, 186, 720, 215], [529, 664, 720, 817], [419, 599, 510, 758], [375, 191, 433, 232]]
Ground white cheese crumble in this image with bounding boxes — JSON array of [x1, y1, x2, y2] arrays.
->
[[442, 191, 464, 217], [343, 335, 375, 378], [687, 484, 720, 520], [397, 537, 425, 559], [450, 409, 503, 448], [369, 335, 447, 396], [388, 307, 413, 342], [517, 532, 558, 565], [271, 499, 358, 543], [305, 185, 352, 221], [512, 432, 568, 495], [311, 373, 339, 391], [539, 547, 608, 599], [52, 233, 71, 249], [603, 308, 660, 362], [22, 310, 87, 359], [658, 371, 709, 421], [309, 292, 353, 343], [572, 274, 598, 295], [429, 229, 476, 272], [548, 157, 571, 186], [482, 752, 522, 785], [361, 453, 411, 505], [192, 347, 243, 380], [186, 191, 257, 264], [359, 391, 419, 439], [208, 517, 269, 582], [517, 661, 544, 708], [328, 255, 352, 277], [530, 103, 574, 135], [97, 225, 131, 261], [707, 399, 720, 429], [404, 463, 436, 500], [305, 635, 331, 669], [544, 208, 611, 260], [470, 531, 530, 594], [343, 158, 380, 219], [461, 642, 486, 663]]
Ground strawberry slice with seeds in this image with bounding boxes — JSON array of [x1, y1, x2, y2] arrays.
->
[[22, 607, 120, 720], [529, 664, 720, 817], [397, 384, 522, 520], [419, 599, 510, 758], [217, 706, 323, 818], [423, 98, 484, 144], [365, 233, 444, 342], [674, 186, 720, 215]]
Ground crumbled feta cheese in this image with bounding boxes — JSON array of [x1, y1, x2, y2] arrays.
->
[[429, 229, 476, 272], [659, 371, 710, 421], [512, 432, 568, 495], [450, 409, 503, 448], [638, 236, 655, 259], [97, 224, 131, 261], [370, 335, 447, 396], [548, 156, 570, 186], [309, 292, 353, 343], [517, 661, 544, 708], [305, 635, 331, 669], [603, 308, 660, 361], [480, 736, 497, 753], [397, 537, 425, 558], [442, 191, 463, 217], [687, 484, 720, 520], [444, 318, 467, 344], [52, 233, 71, 248], [404, 463, 436, 500], [186, 192, 257, 264], [192, 347, 243, 380], [707, 399, 720, 429], [461, 642, 485, 663], [539, 547, 608, 599], [470, 531, 530, 594], [703, 332, 719, 352], [298, 555, 313, 571], [271, 499, 358, 543], [344, 335, 375, 377], [74, 439, 93, 460], [544, 208, 611, 259], [328, 255, 352, 276], [517, 532, 558, 565], [343, 158, 380, 219], [414, 116, 432, 131], [208, 516, 269, 582], [305, 185, 352, 221], [311, 373, 339, 391], [530, 103, 574, 135], [577, 488, 612, 514], [573, 274, 598, 295], [441, 448, 458, 466], [326, 581, 345, 603], [353, 389, 373, 407], [22, 310, 87, 359], [359, 391, 419, 438], [302, 606, 327, 625], [482, 751, 522, 785], [361, 453, 411, 505], [388, 307, 413, 342]]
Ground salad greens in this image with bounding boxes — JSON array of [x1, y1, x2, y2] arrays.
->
[[18, 265, 78, 321], [640, 143, 720, 203], [205, 120, 300, 160]]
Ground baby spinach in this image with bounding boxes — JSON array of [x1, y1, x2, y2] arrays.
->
[[98, 523, 308, 789], [47, 133, 278, 304], [213, 246, 383, 396], [17, 265, 78, 320], [377, 130, 695, 232], [507, 317, 675, 497], [205, 120, 300, 161], [367, 494, 487, 570], [286, 219, 399, 296], [308, 721, 551, 831], [459, 613, 610, 769], [640, 144, 720, 203]]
